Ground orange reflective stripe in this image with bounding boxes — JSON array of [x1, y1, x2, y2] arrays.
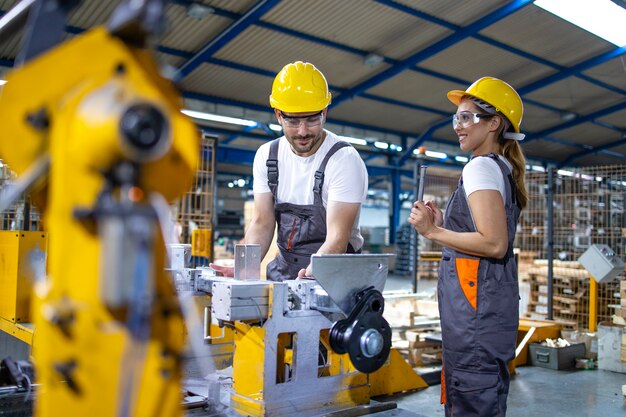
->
[[440, 365, 446, 405], [287, 218, 297, 250], [455, 258, 479, 310]]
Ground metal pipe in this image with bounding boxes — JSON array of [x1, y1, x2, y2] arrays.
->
[[0, 155, 50, 214], [417, 164, 427, 201], [0, 0, 37, 41], [412, 163, 427, 293]]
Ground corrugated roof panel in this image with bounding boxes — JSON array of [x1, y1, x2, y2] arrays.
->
[[68, 0, 121, 29], [180, 63, 272, 107], [597, 108, 626, 129], [263, 0, 451, 60], [0, 1, 18, 9], [418, 37, 556, 88], [329, 96, 442, 133], [204, 0, 258, 14], [522, 139, 570, 162], [394, 0, 511, 26], [367, 71, 464, 113], [161, 5, 234, 53], [551, 122, 621, 147], [480, 4, 614, 67], [525, 77, 624, 115], [521, 103, 561, 133], [0, 34, 21, 61], [155, 52, 185, 69], [582, 57, 626, 93], [213, 26, 387, 88]]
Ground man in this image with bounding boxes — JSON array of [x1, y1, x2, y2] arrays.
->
[[212, 61, 367, 281]]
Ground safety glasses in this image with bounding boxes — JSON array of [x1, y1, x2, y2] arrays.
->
[[452, 111, 492, 130], [280, 110, 323, 128]]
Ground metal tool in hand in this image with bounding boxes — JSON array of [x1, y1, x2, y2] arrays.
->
[[417, 164, 428, 201]]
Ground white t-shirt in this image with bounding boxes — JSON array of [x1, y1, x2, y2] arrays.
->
[[462, 154, 513, 204], [253, 130, 368, 250]]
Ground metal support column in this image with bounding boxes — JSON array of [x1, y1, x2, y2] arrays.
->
[[389, 168, 401, 245], [546, 167, 554, 320]]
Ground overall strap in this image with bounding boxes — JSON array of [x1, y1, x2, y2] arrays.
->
[[313, 141, 351, 206], [482, 153, 520, 262], [266, 139, 280, 199], [483, 153, 520, 210]]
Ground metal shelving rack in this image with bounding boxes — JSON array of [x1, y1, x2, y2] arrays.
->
[[174, 134, 217, 265]]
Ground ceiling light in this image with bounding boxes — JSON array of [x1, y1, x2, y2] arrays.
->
[[560, 111, 576, 121], [534, 0, 626, 46], [181, 109, 257, 127], [557, 169, 574, 177], [531, 165, 546, 172], [344, 137, 367, 146], [363, 53, 384, 67], [187, 3, 215, 20], [269, 123, 282, 132], [424, 150, 447, 159], [374, 141, 389, 150], [455, 155, 469, 163]]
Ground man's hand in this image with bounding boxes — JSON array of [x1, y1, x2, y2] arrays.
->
[[209, 263, 234, 278], [297, 264, 314, 279]]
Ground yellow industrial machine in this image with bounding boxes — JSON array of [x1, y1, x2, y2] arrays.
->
[[0, 2, 426, 416], [199, 245, 428, 416], [0, 1, 198, 417]]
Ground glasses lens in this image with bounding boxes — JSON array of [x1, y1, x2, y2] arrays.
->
[[281, 111, 322, 128], [452, 112, 477, 129]]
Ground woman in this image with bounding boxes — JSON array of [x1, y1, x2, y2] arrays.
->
[[409, 77, 528, 417]]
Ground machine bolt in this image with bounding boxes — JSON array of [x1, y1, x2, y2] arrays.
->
[[360, 328, 384, 358], [120, 103, 167, 152]]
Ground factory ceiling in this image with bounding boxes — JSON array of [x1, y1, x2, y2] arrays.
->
[[1, 0, 626, 178]]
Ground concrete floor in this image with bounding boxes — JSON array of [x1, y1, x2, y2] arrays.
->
[[184, 273, 626, 416], [185, 365, 626, 417], [383, 366, 626, 417], [380, 273, 626, 417]]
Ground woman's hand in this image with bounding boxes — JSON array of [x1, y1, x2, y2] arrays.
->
[[408, 200, 437, 237], [425, 200, 443, 227]]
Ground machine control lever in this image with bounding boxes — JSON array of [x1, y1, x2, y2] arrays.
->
[[328, 287, 391, 373]]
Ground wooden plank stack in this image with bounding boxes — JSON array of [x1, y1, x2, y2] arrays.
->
[[524, 260, 589, 328]]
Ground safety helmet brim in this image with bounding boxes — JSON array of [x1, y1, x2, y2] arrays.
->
[[446, 77, 523, 135]]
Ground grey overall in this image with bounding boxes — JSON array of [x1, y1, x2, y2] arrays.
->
[[265, 139, 359, 281], [438, 154, 521, 417]]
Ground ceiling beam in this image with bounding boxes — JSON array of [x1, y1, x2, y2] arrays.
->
[[529, 100, 626, 139], [174, 0, 281, 81], [558, 137, 626, 168], [378, 0, 626, 97], [161, 3, 625, 138], [331, 0, 533, 107]]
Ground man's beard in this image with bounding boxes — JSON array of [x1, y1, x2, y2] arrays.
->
[[286, 131, 323, 155]]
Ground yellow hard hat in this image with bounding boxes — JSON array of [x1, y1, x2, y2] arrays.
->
[[447, 76, 523, 135], [269, 61, 332, 113]]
